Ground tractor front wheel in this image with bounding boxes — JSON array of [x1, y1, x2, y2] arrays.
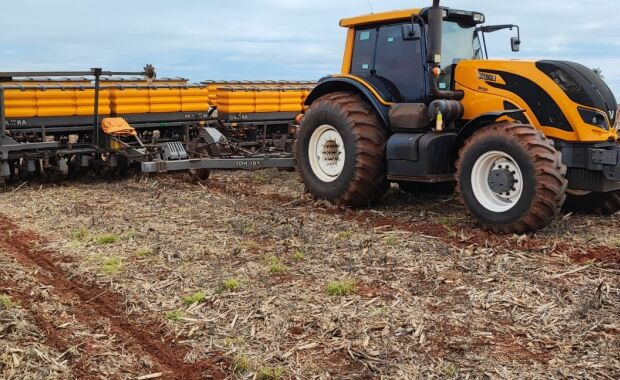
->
[[456, 121, 567, 234], [296, 92, 387, 207]]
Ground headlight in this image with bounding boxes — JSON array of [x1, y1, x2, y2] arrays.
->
[[578, 107, 609, 130], [473, 13, 485, 23]]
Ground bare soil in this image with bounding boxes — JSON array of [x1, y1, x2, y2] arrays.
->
[[0, 170, 618, 379]]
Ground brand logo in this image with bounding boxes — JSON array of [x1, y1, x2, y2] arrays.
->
[[8, 119, 27, 127], [478, 72, 497, 82], [609, 110, 615, 120]]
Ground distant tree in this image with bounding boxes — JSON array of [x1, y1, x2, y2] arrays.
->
[[592, 67, 604, 79]]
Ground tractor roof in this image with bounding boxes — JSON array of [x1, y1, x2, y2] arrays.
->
[[339, 8, 422, 28]]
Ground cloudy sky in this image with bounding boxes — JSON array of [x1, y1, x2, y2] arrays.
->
[[1, 0, 618, 96]]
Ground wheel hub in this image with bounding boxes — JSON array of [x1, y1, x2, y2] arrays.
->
[[471, 151, 524, 213], [488, 167, 516, 194], [321, 139, 341, 168], [308, 124, 346, 183]]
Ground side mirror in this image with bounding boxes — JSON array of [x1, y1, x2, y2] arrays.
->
[[511, 37, 521, 52]]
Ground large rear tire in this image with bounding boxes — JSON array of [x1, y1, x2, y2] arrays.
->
[[296, 92, 387, 207], [456, 121, 567, 234], [563, 190, 620, 215]]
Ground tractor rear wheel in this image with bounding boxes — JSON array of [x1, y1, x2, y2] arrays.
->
[[456, 121, 567, 234], [563, 190, 620, 215], [296, 91, 387, 207]]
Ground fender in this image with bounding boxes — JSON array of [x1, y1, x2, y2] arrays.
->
[[453, 109, 527, 157], [305, 76, 392, 130]]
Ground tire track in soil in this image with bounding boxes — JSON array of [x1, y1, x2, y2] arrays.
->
[[206, 178, 620, 267], [0, 216, 228, 380]]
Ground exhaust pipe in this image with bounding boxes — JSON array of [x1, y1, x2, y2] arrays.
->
[[428, 0, 443, 66], [428, 0, 464, 100]]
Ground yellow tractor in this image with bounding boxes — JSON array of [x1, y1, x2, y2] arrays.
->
[[296, 0, 619, 233]]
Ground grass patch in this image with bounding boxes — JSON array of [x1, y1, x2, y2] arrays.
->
[[136, 248, 154, 257], [182, 291, 206, 306], [165, 310, 185, 322], [384, 235, 399, 246], [242, 223, 256, 235], [442, 362, 459, 378], [264, 255, 287, 274], [219, 278, 241, 292], [232, 354, 251, 374], [94, 233, 118, 245], [268, 263, 288, 274], [0, 294, 16, 309], [223, 336, 245, 347], [326, 279, 357, 296], [336, 230, 353, 240], [101, 257, 123, 275], [70, 227, 89, 241], [252, 173, 268, 184], [256, 366, 285, 380], [292, 251, 305, 261]]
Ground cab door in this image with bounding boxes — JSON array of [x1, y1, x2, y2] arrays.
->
[[374, 23, 427, 103]]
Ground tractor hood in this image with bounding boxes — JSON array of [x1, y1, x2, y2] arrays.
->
[[536, 60, 617, 127], [454, 59, 618, 142]]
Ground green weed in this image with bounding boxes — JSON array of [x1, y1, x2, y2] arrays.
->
[[0, 294, 16, 309], [219, 278, 241, 292], [326, 279, 357, 296], [101, 257, 123, 275], [268, 263, 288, 274], [384, 235, 399, 246], [243, 223, 256, 234], [94, 233, 118, 245], [442, 362, 460, 378], [336, 230, 353, 240], [136, 248, 154, 257], [165, 310, 185, 322], [70, 227, 89, 241], [182, 291, 206, 306], [292, 251, 305, 261], [256, 366, 285, 380], [252, 173, 268, 184], [232, 354, 251, 374]]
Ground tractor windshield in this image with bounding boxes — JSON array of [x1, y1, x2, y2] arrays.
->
[[438, 21, 483, 90]]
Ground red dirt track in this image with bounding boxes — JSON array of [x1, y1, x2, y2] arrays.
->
[[0, 216, 227, 379]]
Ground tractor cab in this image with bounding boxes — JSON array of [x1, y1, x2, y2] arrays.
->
[[337, 6, 519, 103]]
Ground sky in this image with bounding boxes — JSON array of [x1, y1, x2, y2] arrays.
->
[[1, 0, 619, 96]]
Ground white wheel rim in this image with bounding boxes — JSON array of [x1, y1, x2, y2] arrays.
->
[[471, 151, 524, 213], [308, 124, 345, 183]]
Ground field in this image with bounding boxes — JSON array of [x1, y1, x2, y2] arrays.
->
[[0, 170, 618, 379]]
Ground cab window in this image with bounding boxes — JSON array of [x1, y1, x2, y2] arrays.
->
[[351, 28, 376, 75]]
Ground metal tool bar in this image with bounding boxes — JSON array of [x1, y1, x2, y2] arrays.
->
[[0, 69, 145, 78], [0, 141, 60, 160], [141, 156, 296, 173], [0, 84, 206, 90]]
